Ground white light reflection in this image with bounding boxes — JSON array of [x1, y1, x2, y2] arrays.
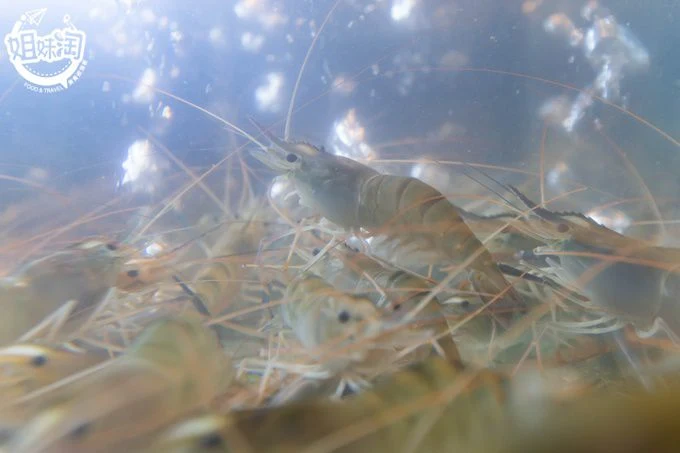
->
[[391, 0, 417, 22], [540, 1, 650, 134], [241, 32, 265, 52], [391, 50, 424, 96], [116, 0, 144, 15], [543, 13, 584, 47], [234, 0, 288, 29], [269, 177, 288, 201], [409, 160, 455, 198], [439, 50, 469, 69], [140, 8, 156, 24], [132, 68, 156, 104], [120, 139, 168, 194], [331, 74, 357, 96], [546, 161, 570, 190], [585, 209, 631, 233], [329, 109, 377, 161], [269, 176, 313, 219], [25, 167, 49, 183], [255, 72, 284, 113], [538, 95, 571, 127], [209, 27, 226, 47], [161, 105, 173, 119], [144, 241, 165, 257]]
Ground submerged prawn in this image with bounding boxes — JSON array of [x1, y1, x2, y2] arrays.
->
[[146, 356, 509, 453], [4, 316, 233, 453], [0, 240, 126, 345], [507, 186, 680, 338], [0, 343, 106, 404], [115, 196, 273, 320], [149, 354, 680, 453], [248, 122, 525, 319], [281, 272, 385, 372], [182, 199, 272, 316], [301, 243, 464, 366]]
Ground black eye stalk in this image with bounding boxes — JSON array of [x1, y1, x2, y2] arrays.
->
[[337, 310, 351, 323], [69, 422, 91, 440], [127, 269, 140, 278], [31, 354, 47, 367], [199, 432, 224, 449], [286, 153, 298, 163]]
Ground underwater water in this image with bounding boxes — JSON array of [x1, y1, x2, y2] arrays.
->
[[0, 1, 679, 452], [0, 0, 677, 225]]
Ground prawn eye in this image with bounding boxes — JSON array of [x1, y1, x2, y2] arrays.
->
[[105, 243, 118, 251], [199, 432, 224, 449], [31, 354, 47, 367], [460, 300, 471, 310], [70, 422, 91, 440], [285, 153, 299, 163], [337, 310, 351, 323], [312, 248, 321, 256], [556, 223, 569, 233], [393, 304, 402, 311], [127, 269, 140, 278]]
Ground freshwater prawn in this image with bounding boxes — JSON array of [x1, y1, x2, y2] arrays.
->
[[4, 316, 233, 453], [147, 355, 680, 453], [180, 197, 273, 317], [247, 121, 526, 321], [0, 343, 106, 404], [280, 272, 386, 373], [504, 185, 680, 338], [0, 240, 127, 346], [145, 355, 509, 453], [300, 243, 464, 366]]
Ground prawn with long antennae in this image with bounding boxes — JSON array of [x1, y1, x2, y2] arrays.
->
[[114, 210, 247, 297], [279, 272, 387, 374], [484, 184, 680, 389], [182, 199, 272, 316], [248, 120, 526, 323], [0, 343, 107, 405], [299, 243, 464, 367], [147, 356, 680, 453], [146, 355, 511, 453], [241, 245, 455, 398], [4, 316, 233, 453], [502, 185, 680, 337], [0, 240, 128, 346]]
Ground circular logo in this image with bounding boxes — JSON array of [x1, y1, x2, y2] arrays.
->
[[4, 8, 88, 93]]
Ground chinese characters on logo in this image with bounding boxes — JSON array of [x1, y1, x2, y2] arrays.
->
[[6, 29, 85, 63], [4, 9, 88, 94]]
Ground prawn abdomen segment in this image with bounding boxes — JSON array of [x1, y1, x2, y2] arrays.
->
[[357, 175, 494, 261]]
